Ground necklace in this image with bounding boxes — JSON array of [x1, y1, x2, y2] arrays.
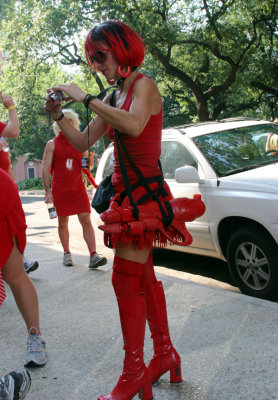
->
[[59, 134, 74, 171]]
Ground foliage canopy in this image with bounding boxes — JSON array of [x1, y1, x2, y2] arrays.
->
[[0, 0, 277, 160]]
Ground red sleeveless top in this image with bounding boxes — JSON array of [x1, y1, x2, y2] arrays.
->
[[0, 122, 10, 173], [107, 74, 163, 188]]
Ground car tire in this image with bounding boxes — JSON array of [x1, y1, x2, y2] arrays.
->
[[227, 228, 278, 300]]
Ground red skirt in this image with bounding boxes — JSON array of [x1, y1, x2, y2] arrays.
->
[[52, 184, 91, 216], [0, 170, 27, 306], [103, 180, 173, 249]]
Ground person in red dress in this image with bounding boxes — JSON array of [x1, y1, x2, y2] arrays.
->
[[0, 94, 39, 274], [42, 108, 107, 268], [0, 91, 47, 368], [44, 21, 185, 400]]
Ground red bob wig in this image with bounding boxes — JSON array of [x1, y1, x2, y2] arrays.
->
[[85, 21, 145, 69]]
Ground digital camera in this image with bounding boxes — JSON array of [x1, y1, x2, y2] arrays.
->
[[49, 91, 65, 102]]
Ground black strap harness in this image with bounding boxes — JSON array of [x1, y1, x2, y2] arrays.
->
[[110, 90, 174, 227]]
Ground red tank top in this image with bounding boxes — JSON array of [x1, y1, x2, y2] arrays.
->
[[107, 74, 163, 186]]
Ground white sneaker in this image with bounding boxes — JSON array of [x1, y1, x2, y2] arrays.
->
[[89, 253, 107, 269], [24, 328, 47, 368], [24, 259, 39, 274], [63, 252, 74, 266], [0, 369, 31, 400]]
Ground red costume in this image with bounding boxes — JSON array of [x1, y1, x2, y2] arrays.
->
[[102, 74, 205, 249], [84, 22, 205, 400], [51, 133, 91, 216], [104, 74, 171, 249]]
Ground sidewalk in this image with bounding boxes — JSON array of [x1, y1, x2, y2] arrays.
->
[[1, 236, 278, 400]]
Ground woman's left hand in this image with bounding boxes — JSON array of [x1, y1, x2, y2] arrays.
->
[[44, 89, 62, 120], [51, 83, 87, 103], [0, 91, 15, 109]]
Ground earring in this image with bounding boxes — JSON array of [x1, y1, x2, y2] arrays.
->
[[117, 65, 131, 78]]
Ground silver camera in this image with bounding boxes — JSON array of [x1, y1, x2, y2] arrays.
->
[[49, 91, 65, 102]]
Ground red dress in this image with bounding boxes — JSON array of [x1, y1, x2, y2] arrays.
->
[[104, 74, 173, 249], [51, 133, 91, 216], [0, 169, 27, 306]]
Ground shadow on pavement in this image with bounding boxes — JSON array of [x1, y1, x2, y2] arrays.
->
[[153, 248, 234, 286]]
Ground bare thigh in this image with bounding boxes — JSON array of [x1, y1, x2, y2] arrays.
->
[[58, 215, 69, 228], [2, 238, 26, 283]]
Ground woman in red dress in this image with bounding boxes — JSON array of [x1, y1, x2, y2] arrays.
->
[[0, 97, 39, 274], [42, 108, 106, 268], [0, 91, 47, 368], [44, 21, 182, 400]]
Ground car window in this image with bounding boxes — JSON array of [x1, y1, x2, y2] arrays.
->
[[102, 150, 114, 177], [160, 140, 198, 179], [193, 124, 278, 177]]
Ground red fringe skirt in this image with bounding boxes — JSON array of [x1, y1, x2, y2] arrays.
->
[[103, 180, 173, 250]]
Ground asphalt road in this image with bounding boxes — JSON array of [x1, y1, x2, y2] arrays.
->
[[21, 195, 238, 295], [2, 194, 278, 400]]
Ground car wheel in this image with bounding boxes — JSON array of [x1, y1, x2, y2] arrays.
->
[[227, 228, 278, 300]]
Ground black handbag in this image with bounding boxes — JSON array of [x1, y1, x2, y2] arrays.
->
[[91, 173, 115, 214]]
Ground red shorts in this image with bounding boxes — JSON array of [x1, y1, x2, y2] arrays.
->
[[103, 180, 173, 250]]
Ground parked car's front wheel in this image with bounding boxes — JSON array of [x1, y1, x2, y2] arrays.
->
[[227, 228, 278, 300]]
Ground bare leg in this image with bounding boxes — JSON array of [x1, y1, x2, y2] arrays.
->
[[2, 239, 40, 335], [77, 212, 96, 253], [58, 216, 70, 253]]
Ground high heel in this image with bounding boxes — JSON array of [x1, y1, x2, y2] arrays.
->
[[97, 296, 153, 400], [138, 381, 154, 400], [143, 281, 182, 383], [169, 357, 182, 383]]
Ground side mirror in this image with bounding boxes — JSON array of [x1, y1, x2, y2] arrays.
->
[[175, 166, 200, 183]]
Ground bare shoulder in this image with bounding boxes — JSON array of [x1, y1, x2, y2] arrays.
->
[[133, 75, 161, 113], [46, 139, 55, 151], [134, 75, 159, 93]]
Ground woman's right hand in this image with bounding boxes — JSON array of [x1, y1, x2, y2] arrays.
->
[[44, 190, 53, 204]]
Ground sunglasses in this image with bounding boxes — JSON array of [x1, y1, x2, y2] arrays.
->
[[89, 50, 110, 65]]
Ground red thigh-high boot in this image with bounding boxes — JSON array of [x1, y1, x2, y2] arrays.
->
[[97, 257, 153, 400], [143, 281, 182, 384]]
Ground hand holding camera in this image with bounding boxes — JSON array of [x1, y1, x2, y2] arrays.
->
[[49, 91, 65, 102], [49, 83, 87, 103], [44, 89, 63, 119]]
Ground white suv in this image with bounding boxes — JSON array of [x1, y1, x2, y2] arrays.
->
[[94, 118, 278, 301]]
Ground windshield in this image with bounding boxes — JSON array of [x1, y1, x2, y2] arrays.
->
[[193, 124, 278, 177]]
